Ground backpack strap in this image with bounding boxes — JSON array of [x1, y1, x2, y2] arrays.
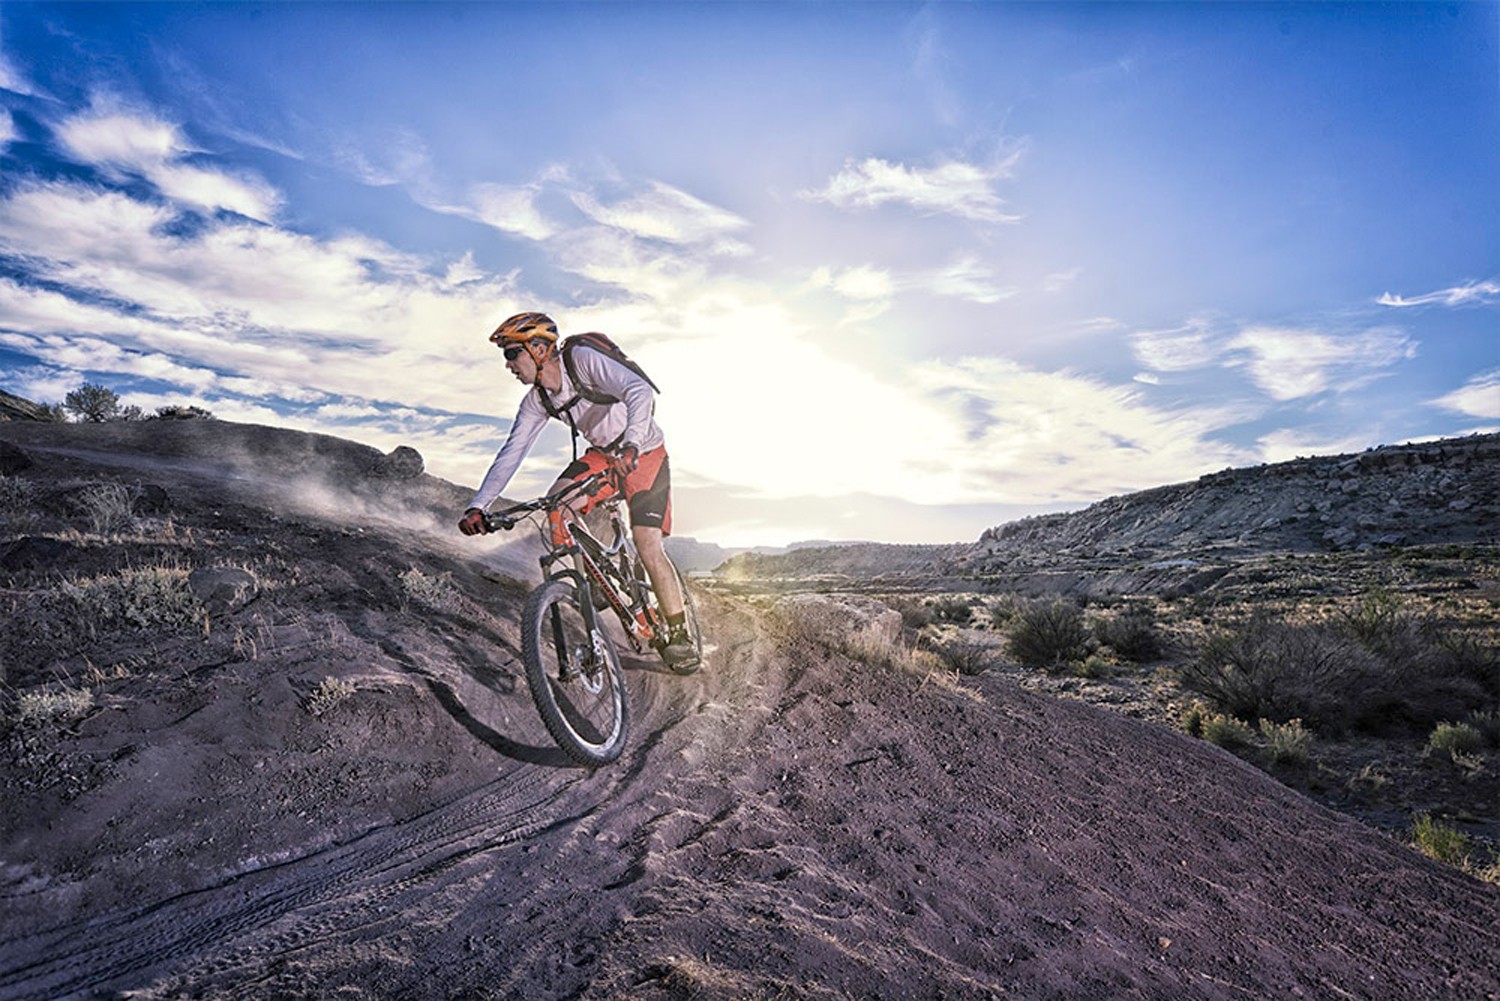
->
[[538, 333, 655, 461], [561, 333, 662, 398]]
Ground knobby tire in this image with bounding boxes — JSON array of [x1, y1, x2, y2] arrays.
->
[[521, 579, 629, 766]]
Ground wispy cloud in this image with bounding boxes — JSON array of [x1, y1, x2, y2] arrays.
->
[[1430, 369, 1500, 420], [911, 357, 1252, 503], [0, 48, 41, 97], [921, 256, 1014, 304], [56, 107, 280, 220], [809, 264, 895, 302], [1226, 326, 1417, 401], [463, 182, 560, 241], [571, 181, 750, 253], [800, 156, 1022, 223], [0, 109, 15, 150], [1377, 279, 1500, 308], [811, 255, 1011, 311], [1131, 321, 1219, 372]]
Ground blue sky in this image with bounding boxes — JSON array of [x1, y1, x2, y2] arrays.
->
[[0, 2, 1496, 546]]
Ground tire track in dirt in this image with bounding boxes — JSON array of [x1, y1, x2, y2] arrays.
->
[[0, 766, 582, 999], [0, 592, 763, 999]]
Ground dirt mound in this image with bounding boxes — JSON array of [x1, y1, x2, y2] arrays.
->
[[2, 419, 1498, 998]]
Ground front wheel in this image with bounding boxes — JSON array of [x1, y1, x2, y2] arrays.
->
[[521, 579, 629, 766]]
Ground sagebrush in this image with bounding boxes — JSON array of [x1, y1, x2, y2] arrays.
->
[[1007, 599, 1091, 669]]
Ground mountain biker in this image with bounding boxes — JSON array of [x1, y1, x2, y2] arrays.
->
[[458, 311, 697, 668]]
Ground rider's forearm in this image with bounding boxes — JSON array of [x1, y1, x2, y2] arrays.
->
[[469, 410, 545, 510]]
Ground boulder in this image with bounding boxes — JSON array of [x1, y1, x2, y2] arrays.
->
[[377, 446, 424, 479], [0, 441, 33, 475], [187, 566, 259, 613], [0, 536, 77, 571]]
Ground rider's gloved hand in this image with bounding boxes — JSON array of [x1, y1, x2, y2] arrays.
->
[[458, 508, 490, 536]]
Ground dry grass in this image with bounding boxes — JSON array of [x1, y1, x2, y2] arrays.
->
[[10, 685, 95, 727], [398, 567, 464, 614], [304, 676, 357, 717]]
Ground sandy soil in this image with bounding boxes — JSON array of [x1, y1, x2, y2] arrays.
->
[[1, 420, 1498, 999]]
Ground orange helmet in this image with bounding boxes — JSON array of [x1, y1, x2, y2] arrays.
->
[[489, 311, 558, 347]]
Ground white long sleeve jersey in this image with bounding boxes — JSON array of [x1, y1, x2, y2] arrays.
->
[[468, 345, 665, 511]]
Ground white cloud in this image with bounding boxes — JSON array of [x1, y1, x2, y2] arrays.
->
[[810, 256, 1010, 308], [463, 182, 560, 240], [1377, 279, 1500, 308], [1226, 326, 1416, 401], [1430, 369, 1500, 419], [909, 356, 1252, 503], [800, 156, 1022, 223], [0, 109, 15, 149], [54, 108, 280, 220], [1131, 323, 1219, 372], [809, 264, 894, 302], [58, 111, 181, 167], [920, 256, 1014, 304], [571, 181, 749, 253], [0, 51, 39, 96]]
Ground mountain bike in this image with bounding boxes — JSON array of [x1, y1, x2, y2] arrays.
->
[[486, 472, 702, 766]]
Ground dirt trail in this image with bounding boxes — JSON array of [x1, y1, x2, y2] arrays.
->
[[2, 421, 1498, 999]]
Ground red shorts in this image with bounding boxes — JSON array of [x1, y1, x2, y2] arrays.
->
[[562, 445, 672, 535]]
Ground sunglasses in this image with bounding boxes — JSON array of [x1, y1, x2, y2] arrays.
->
[[502, 345, 525, 361]]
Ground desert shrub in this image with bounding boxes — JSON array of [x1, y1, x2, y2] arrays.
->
[[1008, 599, 1091, 669], [1200, 712, 1254, 749], [1464, 709, 1500, 747], [76, 481, 141, 535], [1412, 813, 1473, 868], [985, 596, 1021, 629], [1180, 701, 1212, 738], [1438, 633, 1499, 695], [398, 567, 463, 613], [62, 382, 121, 422], [56, 566, 202, 635], [1337, 592, 1497, 695], [931, 596, 973, 625], [1075, 653, 1113, 679], [1427, 722, 1486, 758], [11, 686, 94, 727], [305, 676, 356, 717], [152, 404, 215, 420], [932, 636, 993, 676], [892, 598, 937, 630], [0, 475, 37, 517], [1093, 606, 1165, 663], [1259, 717, 1312, 766], [1182, 614, 1488, 736]]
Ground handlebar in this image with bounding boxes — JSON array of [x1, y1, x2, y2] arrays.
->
[[482, 472, 613, 532]]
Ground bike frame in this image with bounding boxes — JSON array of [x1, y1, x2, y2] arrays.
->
[[489, 474, 665, 656]]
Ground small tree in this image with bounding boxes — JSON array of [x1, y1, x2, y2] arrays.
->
[[62, 382, 122, 423]]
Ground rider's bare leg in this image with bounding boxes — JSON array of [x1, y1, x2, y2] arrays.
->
[[547, 475, 683, 619], [633, 525, 683, 618]]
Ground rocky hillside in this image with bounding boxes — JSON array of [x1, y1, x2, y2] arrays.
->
[[0, 389, 52, 422], [718, 434, 1500, 593], [3, 418, 1499, 998]]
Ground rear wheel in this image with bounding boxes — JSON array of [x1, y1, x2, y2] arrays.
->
[[521, 579, 629, 765]]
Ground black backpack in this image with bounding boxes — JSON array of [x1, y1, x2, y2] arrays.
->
[[536, 332, 661, 456]]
